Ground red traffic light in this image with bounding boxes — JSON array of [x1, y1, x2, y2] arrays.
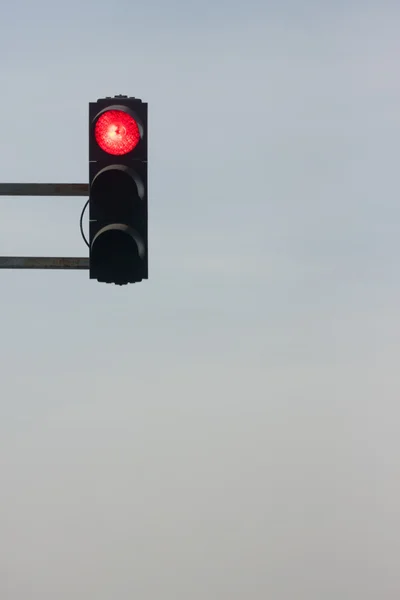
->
[[94, 109, 141, 155]]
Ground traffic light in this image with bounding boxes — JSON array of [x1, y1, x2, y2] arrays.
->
[[89, 95, 148, 285]]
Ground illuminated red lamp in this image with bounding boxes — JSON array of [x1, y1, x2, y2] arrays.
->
[[94, 109, 141, 156]]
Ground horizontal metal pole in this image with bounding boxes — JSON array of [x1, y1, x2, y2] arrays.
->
[[0, 257, 89, 269], [0, 183, 88, 196]]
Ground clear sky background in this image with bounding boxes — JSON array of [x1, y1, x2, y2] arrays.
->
[[0, 1, 399, 598]]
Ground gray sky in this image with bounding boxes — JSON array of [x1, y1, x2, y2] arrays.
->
[[0, 1, 400, 598]]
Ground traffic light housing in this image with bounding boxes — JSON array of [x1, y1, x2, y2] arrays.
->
[[89, 95, 148, 285]]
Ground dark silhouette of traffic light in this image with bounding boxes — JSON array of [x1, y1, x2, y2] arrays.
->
[[89, 95, 148, 285]]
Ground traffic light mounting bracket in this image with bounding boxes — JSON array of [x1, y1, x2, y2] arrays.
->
[[0, 183, 89, 270]]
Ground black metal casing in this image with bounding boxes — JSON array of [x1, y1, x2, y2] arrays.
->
[[89, 95, 148, 285]]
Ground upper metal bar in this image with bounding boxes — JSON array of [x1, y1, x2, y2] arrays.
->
[[0, 183, 89, 196], [0, 257, 89, 269]]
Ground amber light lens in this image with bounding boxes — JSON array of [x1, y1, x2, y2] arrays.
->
[[94, 110, 140, 155]]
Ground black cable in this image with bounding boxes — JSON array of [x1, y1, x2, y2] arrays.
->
[[80, 199, 90, 248]]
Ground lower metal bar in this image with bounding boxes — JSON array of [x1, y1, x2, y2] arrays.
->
[[0, 257, 89, 269]]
